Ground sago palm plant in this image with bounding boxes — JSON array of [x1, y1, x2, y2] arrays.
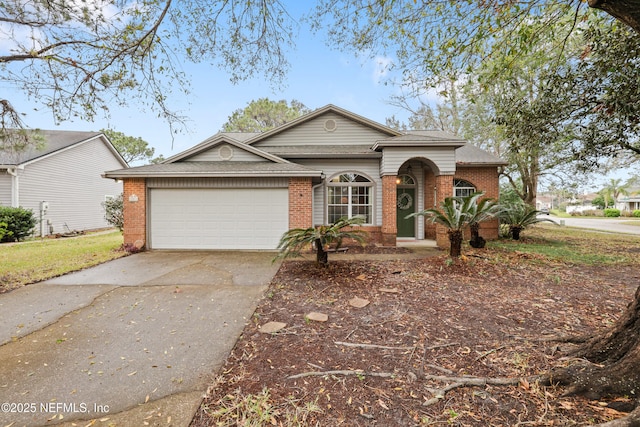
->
[[275, 216, 367, 266], [499, 203, 556, 240], [464, 193, 503, 248], [409, 192, 500, 257]]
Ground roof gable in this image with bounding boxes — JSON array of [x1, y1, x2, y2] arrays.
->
[[248, 105, 400, 148], [0, 130, 127, 168], [164, 133, 289, 164]]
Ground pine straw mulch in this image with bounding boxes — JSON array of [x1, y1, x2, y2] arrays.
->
[[191, 246, 639, 426]]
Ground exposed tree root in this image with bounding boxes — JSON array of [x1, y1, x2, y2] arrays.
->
[[419, 374, 524, 406], [593, 406, 640, 427]]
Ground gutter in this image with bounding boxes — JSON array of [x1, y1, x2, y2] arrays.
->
[[103, 170, 325, 180]]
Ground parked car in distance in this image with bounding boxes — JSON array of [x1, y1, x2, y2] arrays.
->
[[540, 207, 550, 215]]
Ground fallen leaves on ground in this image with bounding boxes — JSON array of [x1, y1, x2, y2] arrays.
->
[[192, 243, 639, 426]]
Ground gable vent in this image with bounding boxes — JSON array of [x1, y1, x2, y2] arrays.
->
[[218, 145, 234, 160], [324, 119, 337, 132]]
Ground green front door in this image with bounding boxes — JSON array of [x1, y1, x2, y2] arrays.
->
[[396, 188, 415, 237]]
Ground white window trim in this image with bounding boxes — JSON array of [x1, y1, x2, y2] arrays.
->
[[326, 172, 374, 225], [454, 179, 476, 197]]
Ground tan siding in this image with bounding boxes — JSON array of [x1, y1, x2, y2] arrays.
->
[[295, 159, 382, 226], [184, 143, 265, 162], [17, 137, 124, 235], [381, 147, 457, 175], [147, 177, 288, 188], [0, 173, 11, 205], [255, 112, 389, 147], [312, 184, 324, 225]]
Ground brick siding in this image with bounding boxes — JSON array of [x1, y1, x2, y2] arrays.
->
[[289, 177, 313, 229], [381, 175, 398, 246], [423, 167, 501, 249], [123, 178, 146, 249]]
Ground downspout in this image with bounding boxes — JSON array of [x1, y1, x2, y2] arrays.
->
[[7, 167, 19, 207]]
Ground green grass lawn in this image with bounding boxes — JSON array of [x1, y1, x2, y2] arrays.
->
[[0, 231, 126, 292], [488, 223, 640, 265]]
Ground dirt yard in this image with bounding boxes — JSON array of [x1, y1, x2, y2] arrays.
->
[[191, 231, 639, 426]]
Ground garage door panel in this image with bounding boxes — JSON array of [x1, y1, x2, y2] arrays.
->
[[150, 188, 288, 250]]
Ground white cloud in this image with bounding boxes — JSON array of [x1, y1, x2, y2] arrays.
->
[[371, 55, 393, 84]]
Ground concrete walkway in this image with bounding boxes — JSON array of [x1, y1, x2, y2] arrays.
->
[[0, 251, 281, 427]]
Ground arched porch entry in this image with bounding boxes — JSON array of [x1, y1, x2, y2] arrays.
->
[[374, 136, 463, 247], [391, 158, 454, 243]]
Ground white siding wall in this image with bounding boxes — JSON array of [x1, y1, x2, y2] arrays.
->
[[0, 173, 11, 205], [295, 159, 382, 226], [381, 147, 457, 176], [255, 113, 389, 147], [17, 137, 124, 235], [185, 144, 265, 162]]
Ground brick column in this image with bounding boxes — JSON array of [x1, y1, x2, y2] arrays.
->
[[289, 177, 313, 229], [123, 178, 146, 249], [381, 175, 397, 246], [434, 174, 454, 250]]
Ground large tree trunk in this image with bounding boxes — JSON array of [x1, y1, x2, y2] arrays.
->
[[547, 285, 640, 407], [588, 0, 640, 34]]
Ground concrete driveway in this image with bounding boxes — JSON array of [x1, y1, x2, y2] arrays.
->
[[0, 251, 280, 427]]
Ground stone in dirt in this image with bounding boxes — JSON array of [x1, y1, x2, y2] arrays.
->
[[259, 321, 287, 333], [349, 297, 370, 308], [306, 312, 329, 322], [379, 288, 399, 293]]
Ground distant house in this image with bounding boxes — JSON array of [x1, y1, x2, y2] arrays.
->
[[0, 130, 128, 236], [616, 196, 640, 212], [105, 105, 506, 251]]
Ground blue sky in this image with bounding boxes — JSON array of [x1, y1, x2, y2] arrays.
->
[[0, 2, 632, 190], [2, 8, 416, 159]]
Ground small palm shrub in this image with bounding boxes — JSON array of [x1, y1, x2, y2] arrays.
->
[[499, 203, 556, 240], [633, 210, 640, 218], [275, 216, 367, 266], [409, 192, 500, 257]]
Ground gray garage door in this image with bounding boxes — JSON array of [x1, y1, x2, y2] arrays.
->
[[149, 188, 289, 249]]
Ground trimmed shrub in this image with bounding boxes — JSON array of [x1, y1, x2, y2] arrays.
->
[[0, 222, 9, 241], [633, 210, 640, 218], [604, 208, 621, 218], [0, 206, 37, 242], [102, 194, 124, 231]]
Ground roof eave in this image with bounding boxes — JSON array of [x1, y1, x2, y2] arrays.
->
[[456, 162, 508, 167], [276, 153, 382, 159], [104, 170, 324, 179], [372, 141, 466, 151]]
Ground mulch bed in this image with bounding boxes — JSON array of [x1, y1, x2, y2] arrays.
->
[[191, 248, 638, 426]]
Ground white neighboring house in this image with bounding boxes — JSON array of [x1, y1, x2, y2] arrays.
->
[[616, 196, 640, 212], [0, 130, 128, 236]]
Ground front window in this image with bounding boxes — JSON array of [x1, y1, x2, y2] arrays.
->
[[454, 179, 476, 198], [327, 173, 373, 224]]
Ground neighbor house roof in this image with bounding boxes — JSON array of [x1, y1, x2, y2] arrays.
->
[[0, 130, 127, 168]]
